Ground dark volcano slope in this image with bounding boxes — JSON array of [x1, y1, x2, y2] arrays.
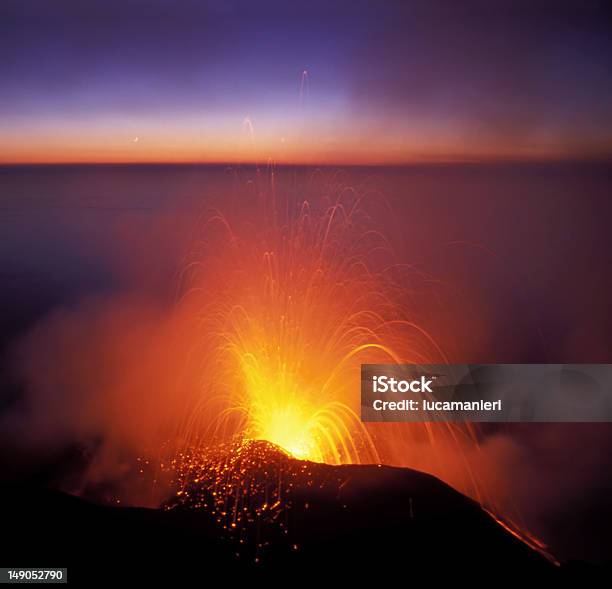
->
[[0, 442, 570, 583]]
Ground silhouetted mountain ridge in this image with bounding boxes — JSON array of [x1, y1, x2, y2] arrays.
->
[[0, 440, 580, 582]]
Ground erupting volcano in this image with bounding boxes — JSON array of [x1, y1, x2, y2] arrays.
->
[[172, 170, 450, 465], [1, 438, 559, 582], [121, 169, 556, 571], [0, 167, 570, 579], [2, 0, 611, 579], [165, 438, 557, 569], [3, 165, 608, 576]]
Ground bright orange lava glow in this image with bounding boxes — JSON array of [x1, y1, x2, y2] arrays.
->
[[163, 170, 551, 561], [176, 170, 445, 465]]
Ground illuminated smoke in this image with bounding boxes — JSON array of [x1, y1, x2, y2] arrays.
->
[[169, 169, 477, 475]]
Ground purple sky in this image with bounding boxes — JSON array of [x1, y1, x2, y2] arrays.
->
[[1, 0, 611, 163]]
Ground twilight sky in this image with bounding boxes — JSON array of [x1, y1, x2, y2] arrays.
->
[[1, 0, 612, 164]]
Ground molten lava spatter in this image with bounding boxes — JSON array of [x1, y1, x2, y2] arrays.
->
[[165, 439, 339, 560], [163, 439, 557, 569], [173, 174, 519, 527], [176, 175, 447, 468]]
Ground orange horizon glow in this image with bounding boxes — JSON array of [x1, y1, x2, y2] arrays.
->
[[4, 147, 611, 167], [3, 117, 611, 166], [3, 3, 611, 168]]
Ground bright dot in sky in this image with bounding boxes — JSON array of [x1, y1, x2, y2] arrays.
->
[[132, 136, 139, 143]]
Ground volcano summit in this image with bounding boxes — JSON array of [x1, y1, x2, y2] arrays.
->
[[0, 440, 564, 583]]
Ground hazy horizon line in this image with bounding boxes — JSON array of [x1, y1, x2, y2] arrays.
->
[[2, 156, 611, 169]]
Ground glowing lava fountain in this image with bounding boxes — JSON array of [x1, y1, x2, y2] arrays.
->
[[174, 168, 447, 465], [153, 169, 549, 562]]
